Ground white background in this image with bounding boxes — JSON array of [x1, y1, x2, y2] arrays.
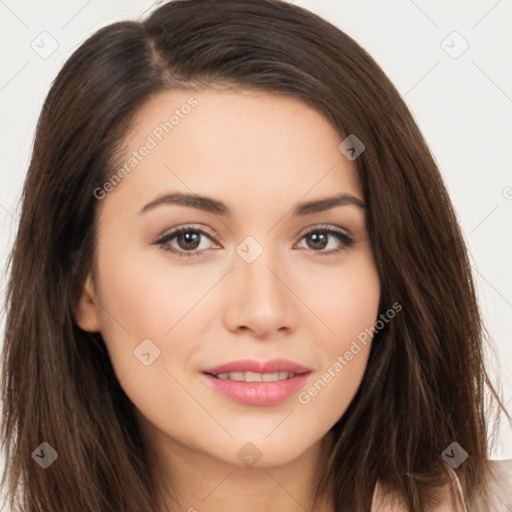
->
[[0, 0, 511, 490]]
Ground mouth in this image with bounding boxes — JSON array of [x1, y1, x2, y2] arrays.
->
[[201, 359, 312, 406], [205, 370, 309, 382]]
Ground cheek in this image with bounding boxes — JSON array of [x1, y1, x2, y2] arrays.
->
[[93, 238, 226, 403], [303, 248, 381, 348], [95, 241, 213, 343], [295, 251, 380, 417], [92, 246, 205, 426], [93, 242, 173, 374]]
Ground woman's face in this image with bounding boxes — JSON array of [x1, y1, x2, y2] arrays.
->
[[77, 87, 380, 469]]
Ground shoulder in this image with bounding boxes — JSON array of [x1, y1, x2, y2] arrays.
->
[[372, 459, 512, 512], [465, 459, 512, 512], [372, 462, 466, 512]]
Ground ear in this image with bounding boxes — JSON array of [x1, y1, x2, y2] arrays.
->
[[74, 273, 101, 332]]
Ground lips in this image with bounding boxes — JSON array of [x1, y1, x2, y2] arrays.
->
[[203, 358, 312, 376], [202, 358, 312, 406]]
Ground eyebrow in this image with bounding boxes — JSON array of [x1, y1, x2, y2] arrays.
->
[[139, 192, 366, 216]]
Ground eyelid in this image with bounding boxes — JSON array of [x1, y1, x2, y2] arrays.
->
[[154, 223, 218, 242], [153, 223, 355, 257], [295, 223, 351, 239], [294, 224, 355, 255], [154, 224, 220, 251]]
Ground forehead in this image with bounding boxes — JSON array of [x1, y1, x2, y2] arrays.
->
[[103, 87, 363, 216]]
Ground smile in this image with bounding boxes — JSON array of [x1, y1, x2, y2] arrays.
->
[[212, 371, 301, 382], [202, 359, 312, 406]]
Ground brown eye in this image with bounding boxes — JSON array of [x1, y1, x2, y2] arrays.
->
[[296, 226, 355, 255], [155, 227, 218, 257], [175, 231, 201, 251], [304, 231, 329, 250]]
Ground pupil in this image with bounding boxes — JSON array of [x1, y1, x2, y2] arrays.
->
[[309, 232, 327, 250], [179, 232, 200, 250]]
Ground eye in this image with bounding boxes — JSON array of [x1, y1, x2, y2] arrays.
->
[[153, 224, 355, 258], [154, 226, 219, 257], [296, 225, 355, 255]]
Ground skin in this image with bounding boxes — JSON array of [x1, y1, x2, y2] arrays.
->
[[77, 87, 381, 512]]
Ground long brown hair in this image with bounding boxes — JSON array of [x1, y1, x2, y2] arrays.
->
[[1, 1, 509, 510]]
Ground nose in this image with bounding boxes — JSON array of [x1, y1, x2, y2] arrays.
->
[[222, 245, 298, 340]]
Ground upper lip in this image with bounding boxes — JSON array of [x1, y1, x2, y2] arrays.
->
[[203, 358, 312, 375]]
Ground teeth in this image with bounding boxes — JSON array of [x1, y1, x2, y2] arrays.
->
[[214, 371, 296, 382], [262, 372, 279, 382], [228, 372, 245, 382], [245, 371, 262, 382]]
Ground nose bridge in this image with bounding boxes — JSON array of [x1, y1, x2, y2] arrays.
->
[[234, 235, 286, 302], [223, 234, 296, 336]]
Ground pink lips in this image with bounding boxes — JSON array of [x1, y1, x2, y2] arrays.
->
[[203, 358, 311, 375], [202, 358, 312, 406]]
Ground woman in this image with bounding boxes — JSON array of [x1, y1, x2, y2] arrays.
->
[[1, 1, 511, 510]]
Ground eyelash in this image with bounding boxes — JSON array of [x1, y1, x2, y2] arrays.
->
[[153, 224, 355, 258]]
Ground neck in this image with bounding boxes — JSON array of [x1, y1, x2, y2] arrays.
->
[[142, 423, 336, 512]]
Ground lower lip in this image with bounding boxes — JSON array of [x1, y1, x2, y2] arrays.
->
[[203, 373, 310, 406]]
